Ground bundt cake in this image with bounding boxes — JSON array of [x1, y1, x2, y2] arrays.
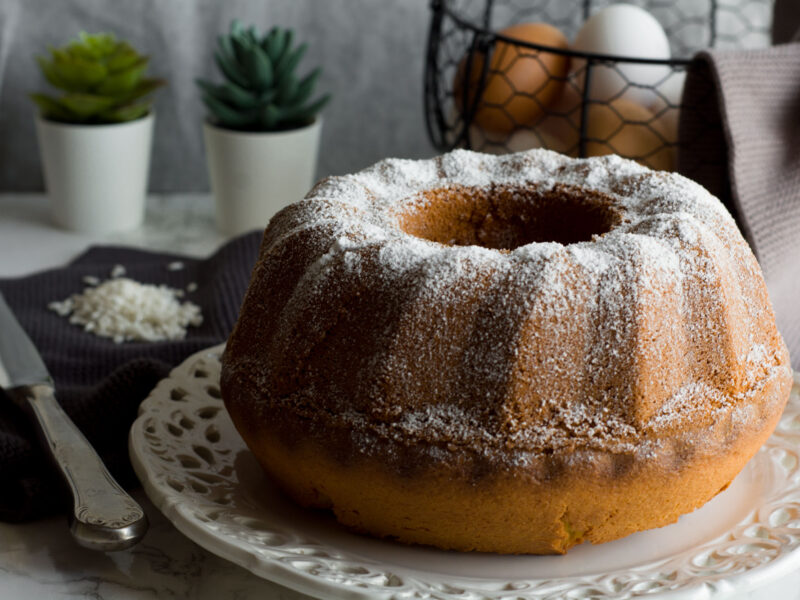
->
[[221, 149, 792, 554]]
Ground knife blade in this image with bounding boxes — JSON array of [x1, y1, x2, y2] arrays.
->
[[0, 296, 52, 389], [0, 292, 148, 551]]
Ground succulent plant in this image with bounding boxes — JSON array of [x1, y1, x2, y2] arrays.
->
[[197, 21, 331, 131], [31, 32, 164, 125]]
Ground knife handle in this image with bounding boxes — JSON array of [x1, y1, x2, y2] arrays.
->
[[19, 384, 148, 551]]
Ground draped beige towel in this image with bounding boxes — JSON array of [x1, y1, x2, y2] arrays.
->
[[679, 43, 800, 370]]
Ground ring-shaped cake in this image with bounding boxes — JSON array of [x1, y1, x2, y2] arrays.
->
[[222, 149, 791, 554]]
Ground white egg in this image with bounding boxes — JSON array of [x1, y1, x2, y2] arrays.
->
[[572, 4, 671, 106], [468, 125, 507, 155], [652, 105, 679, 167], [650, 70, 686, 110], [646, 69, 685, 162], [506, 116, 581, 157]]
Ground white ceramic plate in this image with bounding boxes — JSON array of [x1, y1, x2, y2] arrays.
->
[[129, 345, 800, 600]]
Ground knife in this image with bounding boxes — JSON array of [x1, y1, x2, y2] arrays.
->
[[0, 292, 148, 551]]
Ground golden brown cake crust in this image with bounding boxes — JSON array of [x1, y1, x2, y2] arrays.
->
[[223, 354, 790, 554], [221, 149, 793, 554]]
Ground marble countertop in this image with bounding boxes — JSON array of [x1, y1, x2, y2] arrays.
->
[[0, 194, 310, 599], [0, 489, 307, 599], [0, 194, 227, 278]]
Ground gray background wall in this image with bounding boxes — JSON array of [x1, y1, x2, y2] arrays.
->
[[0, 0, 797, 193], [0, 0, 434, 192]]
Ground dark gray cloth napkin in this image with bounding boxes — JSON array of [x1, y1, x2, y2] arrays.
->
[[0, 232, 261, 521], [679, 43, 800, 371]]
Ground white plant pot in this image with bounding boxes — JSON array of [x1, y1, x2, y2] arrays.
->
[[35, 113, 154, 234], [203, 118, 322, 237]]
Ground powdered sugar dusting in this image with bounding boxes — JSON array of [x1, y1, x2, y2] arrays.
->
[[232, 148, 789, 466]]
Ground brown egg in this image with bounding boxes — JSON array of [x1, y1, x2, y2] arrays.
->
[[454, 23, 570, 135], [508, 81, 582, 156], [585, 99, 674, 171], [468, 81, 581, 156]]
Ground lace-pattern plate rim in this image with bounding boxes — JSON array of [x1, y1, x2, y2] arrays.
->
[[129, 344, 800, 600]]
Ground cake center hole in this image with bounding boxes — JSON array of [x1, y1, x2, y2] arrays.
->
[[399, 184, 623, 250]]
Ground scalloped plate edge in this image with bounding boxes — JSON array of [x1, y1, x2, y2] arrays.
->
[[129, 345, 800, 600]]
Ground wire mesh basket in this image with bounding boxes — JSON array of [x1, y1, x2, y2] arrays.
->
[[424, 0, 773, 176]]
